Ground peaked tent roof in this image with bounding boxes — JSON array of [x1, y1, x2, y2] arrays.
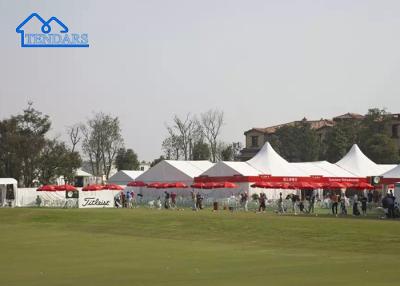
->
[[75, 168, 93, 177], [335, 144, 382, 177], [107, 170, 144, 185], [136, 160, 214, 183], [246, 142, 307, 176], [201, 161, 260, 177], [381, 164, 400, 178]]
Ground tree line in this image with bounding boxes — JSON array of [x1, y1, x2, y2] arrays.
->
[[268, 108, 400, 164], [0, 103, 140, 187]]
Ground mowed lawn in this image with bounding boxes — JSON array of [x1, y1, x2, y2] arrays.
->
[[0, 208, 399, 286]]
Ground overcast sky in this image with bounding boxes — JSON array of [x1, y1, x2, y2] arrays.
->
[[1, 0, 400, 161]]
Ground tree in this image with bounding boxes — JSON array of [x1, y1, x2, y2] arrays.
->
[[165, 114, 201, 160], [200, 109, 224, 162], [269, 121, 320, 162], [324, 125, 349, 163], [37, 139, 82, 185], [192, 141, 211, 160], [81, 113, 124, 179], [162, 134, 183, 160], [115, 148, 140, 170], [219, 144, 234, 161], [67, 124, 81, 153], [362, 133, 400, 164]]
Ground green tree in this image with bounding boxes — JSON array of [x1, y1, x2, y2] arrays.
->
[[192, 142, 211, 160], [115, 148, 140, 170], [362, 133, 400, 164], [38, 139, 82, 185], [269, 121, 320, 162], [324, 125, 350, 162]]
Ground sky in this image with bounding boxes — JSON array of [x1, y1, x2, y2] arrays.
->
[[1, 0, 400, 161]]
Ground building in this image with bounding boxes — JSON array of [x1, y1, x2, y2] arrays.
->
[[239, 112, 400, 161]]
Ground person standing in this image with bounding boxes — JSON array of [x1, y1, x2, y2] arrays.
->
[[278, 192, 285, 214], [164, 191, 170, 209], [258, 192, 266, 213], [126, 191, 131, 208], [130, 191, 136, 208], [308, 192, 315, 214], [196, 192, 203, 210], [170, 192, 177, 209], [361, 195, 368, 216], [340, 194, 347, 215], [331, 193, 338, 216], [191, 191, 197, 211], [352, 194, 360, 216]]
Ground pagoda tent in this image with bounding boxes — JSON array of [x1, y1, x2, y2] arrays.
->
[[246, 142, 307, 177], [133, 160, 214, 199], [335, 144, 383, 177]]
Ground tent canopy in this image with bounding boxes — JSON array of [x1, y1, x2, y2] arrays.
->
[[107, 170, 143, 185], [381, 164, 400, 179], [136, 160, 214, 183], [335, 144, 382, 177], [201, 161, 259, 177], [246, 142, 307, 176]]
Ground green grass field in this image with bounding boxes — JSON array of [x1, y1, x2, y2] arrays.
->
[[0, 208, 399, 286]]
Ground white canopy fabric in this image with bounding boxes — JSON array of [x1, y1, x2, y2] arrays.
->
[[201, 161, 260, 177], [246, 142, 307, 176], [136, 160, 214, 183], [335, 144, 382, 177], [292, 161, 356, 177], [107, 170, 144, 185], [381, 164, 400, 178]]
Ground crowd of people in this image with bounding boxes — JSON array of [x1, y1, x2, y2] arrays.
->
[[114, 188, 398, 219]]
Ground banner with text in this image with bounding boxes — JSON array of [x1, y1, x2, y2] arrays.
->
[[78, 190, 114, 208]]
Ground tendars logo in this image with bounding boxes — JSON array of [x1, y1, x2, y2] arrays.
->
[[16, 13, 89, 48]]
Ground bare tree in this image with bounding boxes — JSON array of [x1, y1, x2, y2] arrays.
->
[[67, 124, 81, 152], [201, 109, 224, 162], [80, 113, 124, 180], [165, 114, 202, 160]]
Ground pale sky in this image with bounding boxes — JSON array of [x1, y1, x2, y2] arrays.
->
[[1, 0, 400, 161]]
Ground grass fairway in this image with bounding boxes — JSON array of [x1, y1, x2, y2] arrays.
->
[[0, 208, 399, 286]]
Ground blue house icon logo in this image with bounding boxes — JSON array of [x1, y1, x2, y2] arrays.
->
[[16, 13, 89, 48]]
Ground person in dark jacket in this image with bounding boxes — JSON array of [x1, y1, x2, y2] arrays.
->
[[361, 195, 368, 216]]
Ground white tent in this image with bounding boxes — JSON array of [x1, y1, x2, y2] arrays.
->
[[201, 161, 260, 177], [0, 178, 17, 207], [107, 170, 144, 185], [246, 142, 307, 176], [335, 144, 396, 177], [381, 164, 400, 179], [134, 160, 214, 199], [136, 160, 214, 183], [292, 161, 356, 178]]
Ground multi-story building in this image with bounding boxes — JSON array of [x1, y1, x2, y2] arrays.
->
[[238, 113, 400, 161]]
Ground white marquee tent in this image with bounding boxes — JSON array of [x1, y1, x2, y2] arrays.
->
[[335, 144, 396, 177], [133, 160, 214, 199], [247, 142, 307, 176], [107, 170, 144, 185]]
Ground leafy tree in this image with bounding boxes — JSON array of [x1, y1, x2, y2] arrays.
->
[[192, 141, 211, 160], [269, 121, 320, 162], [38, 139, 82, 185], [324, 125, 349, 162], [115, 148, 140, 170], [362, 133, 400, 164]]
